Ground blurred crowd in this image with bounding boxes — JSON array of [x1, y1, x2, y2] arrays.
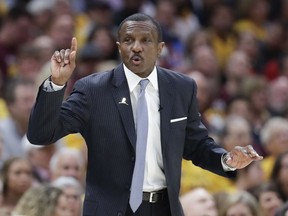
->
[[0, 0, 287, 215]]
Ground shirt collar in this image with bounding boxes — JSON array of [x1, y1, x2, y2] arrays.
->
[[123, 64, 158, 93]]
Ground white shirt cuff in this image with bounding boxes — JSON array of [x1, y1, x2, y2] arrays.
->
[[221, 153, 237, 171], [43, 79, 65, 92]]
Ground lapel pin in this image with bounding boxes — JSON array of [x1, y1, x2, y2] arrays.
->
[[119, 97, 129, 105]]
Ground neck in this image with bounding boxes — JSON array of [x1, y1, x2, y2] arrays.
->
[[1, 191, 22, 207]]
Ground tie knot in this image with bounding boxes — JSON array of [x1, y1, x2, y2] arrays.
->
[[139, 79, 149, 91]]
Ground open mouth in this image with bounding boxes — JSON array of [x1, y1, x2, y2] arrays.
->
[[131, 55, 143, 65]]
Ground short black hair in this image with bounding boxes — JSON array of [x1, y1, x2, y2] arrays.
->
[[117, 13, 163, 42]]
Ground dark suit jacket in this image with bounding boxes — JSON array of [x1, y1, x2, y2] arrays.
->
[[27, 64, 234, 216]]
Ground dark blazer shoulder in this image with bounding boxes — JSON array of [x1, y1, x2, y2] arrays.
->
[[157, 66, 196, 90], [79, 70, 113, 85], [79, 64, 123, 85]]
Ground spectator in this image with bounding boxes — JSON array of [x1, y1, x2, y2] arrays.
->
[[225, 95, 251, 124], [186, 70, 216, 130], [183, 29, 212, 72], [53, 0, 74, 17], [172, 0, 200, 44], [207, 3, 237, 69], [261, 22, 284, 81], [221, 50, 252, 102], [235, 161, 264, 192], [218, 191, 260, 216], [190, 45, 220, 81], [180, 187, 218, 216], [14, 42, 42, 83], [0, 78, 36, 164], [241, 75, 270, 155], [0, 157, 33, 215], [267, 76, 288, 116], [85, 1, 115, 28], [113, 0, 147, 25], [49, 147, 86, 185], [75, 1, 116, 48], [250, 181, 283, 216], [46, 14, 75, 50], [0, 6, 33, 91], [86, 25, 119, 62], [236, 31, 263, 74], [22, 135, 57, 183], [234, 0, 270, 42], [32, 35, 56, 65], [13, 184, 73, 216], [260, 117, 288, 179], [220, 115, 253, 151], [154, 0, 185, 70], [219, 116, 265, 191], [52, 176, 84, 216], [270, 150, 288, 200], [26, 0, 55, 36]]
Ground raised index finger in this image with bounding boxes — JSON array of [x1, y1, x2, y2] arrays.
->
[[70, 37, 77, 52]]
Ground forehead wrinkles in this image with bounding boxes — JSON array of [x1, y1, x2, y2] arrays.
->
[[122, 21, 157, 36]]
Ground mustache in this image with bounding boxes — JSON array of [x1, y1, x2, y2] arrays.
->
[[131, 54, 143, 61]]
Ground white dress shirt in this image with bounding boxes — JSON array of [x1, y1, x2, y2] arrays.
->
[[123, 64, 166, 192]]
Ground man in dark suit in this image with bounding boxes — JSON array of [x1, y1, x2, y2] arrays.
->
[[27, 13, 262, 216]]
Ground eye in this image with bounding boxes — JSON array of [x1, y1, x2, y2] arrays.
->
[[63, 165, 70, 170], [123, 37, 132, 43], [143, 38, 152, 43]]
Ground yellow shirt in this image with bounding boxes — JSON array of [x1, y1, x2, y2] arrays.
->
[[0, 98, 9, 119], [261, 155, 275, 180], [210, 31, 237, 69], [234, 19, 267, 41], [180, 160, 235, 195], [74, 13, 90, 49], [62, 133, 86, 149]]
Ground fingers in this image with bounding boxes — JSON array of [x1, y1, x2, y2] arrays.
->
[[52, 37, 77, 66], [53, 49, 72, 66], [243, 145, 259, 157], [64, 49, 71, 64], [235, 145, 263, 160], [71, 37, 77, 52]]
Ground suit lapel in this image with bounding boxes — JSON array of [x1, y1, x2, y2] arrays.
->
[[112, 64, 136, 151], [157, 67, 175, 154], [111, 65, 175, 152]]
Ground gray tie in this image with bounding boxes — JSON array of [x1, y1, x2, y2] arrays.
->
[[129, 79, 149, 212]]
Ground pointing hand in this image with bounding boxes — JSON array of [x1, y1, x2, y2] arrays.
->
[[50, 37, 77, 85]]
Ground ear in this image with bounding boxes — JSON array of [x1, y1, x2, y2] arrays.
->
[[157, 42, 165, 57], [116, 42, 121, 54]]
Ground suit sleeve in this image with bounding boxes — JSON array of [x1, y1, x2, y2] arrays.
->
[[27, 79, 90, 145], [182, 79, 235, 177]]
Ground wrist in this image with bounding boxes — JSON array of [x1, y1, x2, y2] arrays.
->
[[50, 76, 66, 86], [46, 76, 65, 91], [222, 153, 237, 171]]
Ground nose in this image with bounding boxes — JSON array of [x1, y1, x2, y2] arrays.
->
[[19, 173, 32, 184], [132, 40, 142, 52]]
